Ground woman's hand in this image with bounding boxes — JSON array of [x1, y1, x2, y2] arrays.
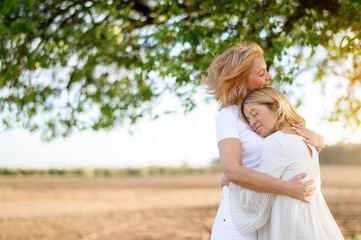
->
[[221, 173, 230, 187], [292, 124, 325, 152], [284, 173, 316, 203]]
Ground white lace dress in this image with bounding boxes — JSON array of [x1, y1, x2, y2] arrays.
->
[[229, 131, 344, 240]]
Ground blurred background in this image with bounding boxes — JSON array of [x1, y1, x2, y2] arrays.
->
[[0, 0, 360, 240]]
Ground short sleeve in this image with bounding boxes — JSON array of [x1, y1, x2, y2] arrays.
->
[[216, 106, 243, 143]]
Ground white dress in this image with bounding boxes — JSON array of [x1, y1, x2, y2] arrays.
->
[[229, 131, 345, 240], [211, 105, 264, 240]]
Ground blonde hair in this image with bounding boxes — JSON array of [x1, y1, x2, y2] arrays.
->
[[241, 87, 306, 131], [202, 42, 264, 109]]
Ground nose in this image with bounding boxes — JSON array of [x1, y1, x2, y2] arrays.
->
[[266, 71, 272, 81], [250, 118, 257, 128]]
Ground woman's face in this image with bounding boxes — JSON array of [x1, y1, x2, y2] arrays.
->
[[243, 102, 278, 137], [247, 56, 272, 93]]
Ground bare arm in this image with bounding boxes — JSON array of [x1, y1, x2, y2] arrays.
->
[[219, 138, 315, 203]]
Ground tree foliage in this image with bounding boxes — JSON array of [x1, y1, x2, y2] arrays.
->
[[1, 0, 361, 140]]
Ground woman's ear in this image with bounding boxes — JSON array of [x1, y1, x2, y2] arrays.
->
[[272, 104, 279, 111]]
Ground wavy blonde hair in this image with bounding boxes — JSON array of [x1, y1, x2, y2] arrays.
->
[[241, 87, 306, 131], [202, 42, 264, 109]]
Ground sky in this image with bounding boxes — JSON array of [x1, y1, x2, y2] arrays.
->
[[0, 68, 360, 170]]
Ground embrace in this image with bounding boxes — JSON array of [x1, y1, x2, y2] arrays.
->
[[202, 43, 344, 240]]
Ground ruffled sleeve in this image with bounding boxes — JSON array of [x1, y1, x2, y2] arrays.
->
[[229, 134, 288, 234], [229, 183, 275, 234]]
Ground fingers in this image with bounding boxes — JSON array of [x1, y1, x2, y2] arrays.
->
[[305, 187, 316, 196], [291, 124, 306, 132], [292, 124, 307, 131], [302, 138, 312, 145], [292, 127, 306, 137], [301, 188, 315, 203], [308, 188, 315, 196], [298, 193, 311, 203], [300, 198, 311, 203], [292, 124, 314, 137], [295, 172, 307, 179], [220, 173, 230, 187], [293, 128, 311, 139], [304, 179, 315, 186], [287, 173, 316, 203], [299, 188, 315, 203], [293, 173, 315, 186]]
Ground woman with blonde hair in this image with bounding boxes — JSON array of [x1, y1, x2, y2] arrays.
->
[[202, 42, 325, 240], [229, 87, 344, 239]]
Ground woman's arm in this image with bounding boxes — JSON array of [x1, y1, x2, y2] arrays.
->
[[292, 124, 324, 152], [219, 138, 315, 203]]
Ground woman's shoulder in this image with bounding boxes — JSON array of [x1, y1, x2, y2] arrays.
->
[[218, 105, 239, 116], [217, 105, 247, 126], [263, 132, 288, 152], [217, 105, 237, 122], [264, 131, 307, 153], [216, 105, 249, 142], [264, 131, 282, 144]]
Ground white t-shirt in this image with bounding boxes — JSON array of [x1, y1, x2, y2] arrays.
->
[[216, 105, 264, 170]]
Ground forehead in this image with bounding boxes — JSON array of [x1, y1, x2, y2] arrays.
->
[[243, 102, 261, 115], [251, 56, 266, 72], [244, 102, 261, 109]]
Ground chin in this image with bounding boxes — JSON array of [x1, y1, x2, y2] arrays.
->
[[261, 131, 272, 138], [258, 132, 267, 138]]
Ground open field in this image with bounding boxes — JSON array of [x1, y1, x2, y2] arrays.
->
[[0, 165, 360, 240]]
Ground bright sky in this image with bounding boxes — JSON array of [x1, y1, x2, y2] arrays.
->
[[0, 68, 360, 169], [0, 90, 219, 169]]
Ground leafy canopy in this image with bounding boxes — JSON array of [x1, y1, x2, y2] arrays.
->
[[1, 0, 360, 140]]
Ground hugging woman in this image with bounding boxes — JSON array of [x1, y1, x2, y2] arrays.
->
[[202, 42, 325, 240], [229, 87, 344, 239]]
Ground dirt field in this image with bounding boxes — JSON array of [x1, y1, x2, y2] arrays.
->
[[0, 165, 360, 240]]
